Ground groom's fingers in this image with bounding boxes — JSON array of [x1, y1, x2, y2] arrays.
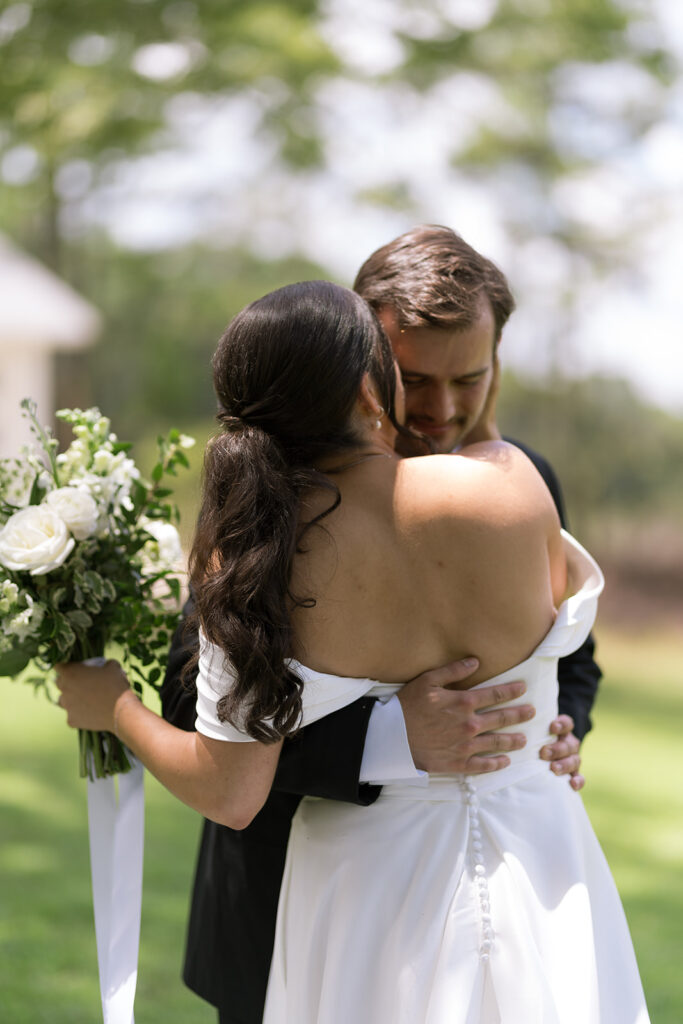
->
[[463, 723, 531, 775], [469, 700, 535, 735], [466, 754, 513, 774], [398, 672, 536, 773], [539, 721, 585, 789], [541, 735, 578, 761], [405, 657, 480, 689], [467, 680, 528, 709], [470, 729, 528, 754]]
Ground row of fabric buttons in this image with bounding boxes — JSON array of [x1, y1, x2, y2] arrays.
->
[[461, 776, 494, 961]]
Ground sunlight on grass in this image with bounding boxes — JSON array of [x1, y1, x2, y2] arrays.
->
[[0, 676, 213, 1024], [581, 627, 683, 1023]]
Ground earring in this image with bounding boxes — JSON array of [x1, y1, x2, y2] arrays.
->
[[375, 406, 384, 430]]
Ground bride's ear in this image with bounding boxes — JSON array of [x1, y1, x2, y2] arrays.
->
[[357, 373, 383, 420]]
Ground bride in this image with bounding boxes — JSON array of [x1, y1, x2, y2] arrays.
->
[[57, 280, 649, 1023]]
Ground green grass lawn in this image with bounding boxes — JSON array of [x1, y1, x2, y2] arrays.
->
[[0, 682, 213, 1024], [1, 628, 681, 1022], [580, 628, 683, 1024]]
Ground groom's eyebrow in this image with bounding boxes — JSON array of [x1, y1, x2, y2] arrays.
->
[[401, 366, 490, 383], [456, 367, 489, 381]]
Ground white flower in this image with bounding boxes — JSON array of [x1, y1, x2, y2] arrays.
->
[[56, 438, 91, 482], [65, 448, 140, 529], [179, 434, 196, 449], [0, 506, 75, 575], [3, 593, 44, 642], [81, 452, 140, 511], [46, 487, 99, 540], [92, 448, 115, 474], [0, 580, 19, 615], [142, 519, 184, 570]]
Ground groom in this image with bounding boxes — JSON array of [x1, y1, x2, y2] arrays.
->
[[160, 225, 601, 1023]]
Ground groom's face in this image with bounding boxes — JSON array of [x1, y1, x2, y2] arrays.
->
[[378, 303, 497, 454]]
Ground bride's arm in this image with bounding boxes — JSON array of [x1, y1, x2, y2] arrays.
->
[[56, 660, 282, 830]]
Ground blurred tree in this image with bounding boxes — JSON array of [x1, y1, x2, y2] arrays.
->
[[498, 370, 683, 538], [0, 0, 339, 421], [77, 240, 328, 432], [362, 0, 673, 247], [0, 0, 337, 270], [1, 0, 674, 274]]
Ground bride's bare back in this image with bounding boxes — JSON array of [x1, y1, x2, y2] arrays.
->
[[290, 441, 566, 687]]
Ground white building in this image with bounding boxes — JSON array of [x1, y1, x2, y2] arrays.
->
[[0, 234, 101, 456]]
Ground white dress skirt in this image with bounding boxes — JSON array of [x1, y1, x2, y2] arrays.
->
[[196, 533, 650, 1024]]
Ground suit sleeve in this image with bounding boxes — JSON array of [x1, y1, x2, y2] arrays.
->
[[160, 598, 382, 807], [507, 438, 602, 741]]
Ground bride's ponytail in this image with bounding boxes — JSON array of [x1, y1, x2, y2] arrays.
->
[[191, 423, 313, 741], [189, 280, 419, 740]]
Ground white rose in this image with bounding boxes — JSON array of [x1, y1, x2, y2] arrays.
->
[[0, 506, 75, 575], [46, 487, 99, 540], [142, 519, 184, 569]]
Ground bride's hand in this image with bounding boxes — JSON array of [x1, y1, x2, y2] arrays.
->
[[56, 660, 133, 733]]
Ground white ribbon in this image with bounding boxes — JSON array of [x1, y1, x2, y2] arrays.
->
[[87, 758, 145, 1024]]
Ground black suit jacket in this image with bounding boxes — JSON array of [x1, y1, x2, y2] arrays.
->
[[160, 441, 601, 1021]]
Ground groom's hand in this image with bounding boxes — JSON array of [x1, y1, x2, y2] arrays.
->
[[398, 660, 534, 774], [540, 715, 584, 791]]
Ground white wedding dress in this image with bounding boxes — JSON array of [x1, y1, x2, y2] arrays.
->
[[196, 532, 649, 1024]]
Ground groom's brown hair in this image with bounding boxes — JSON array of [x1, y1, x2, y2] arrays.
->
[[353, 224, 515, 343]]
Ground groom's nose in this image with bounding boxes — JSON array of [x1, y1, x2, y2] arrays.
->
[[425, 383, 457, 424]]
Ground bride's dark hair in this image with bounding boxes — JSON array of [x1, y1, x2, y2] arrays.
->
[[189, 280, 413, 741]]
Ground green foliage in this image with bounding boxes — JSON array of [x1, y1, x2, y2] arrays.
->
[[0, 0, 338, 264], [389, 0, 674, 268], [397, 0, 672, 125], [497, 371, 683, 536], [2, 0, 674, 271], [65, 243, 330, 435]]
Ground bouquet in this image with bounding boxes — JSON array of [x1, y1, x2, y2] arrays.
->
[[0, 399, 194, 778]]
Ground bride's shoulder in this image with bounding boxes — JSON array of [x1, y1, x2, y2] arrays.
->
[[397, 442, 556, 525], [398, 440, 533, 490]]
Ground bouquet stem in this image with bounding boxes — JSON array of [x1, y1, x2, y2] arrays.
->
[[78, 728, 133, 780], [73, 636, 133, 780]]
